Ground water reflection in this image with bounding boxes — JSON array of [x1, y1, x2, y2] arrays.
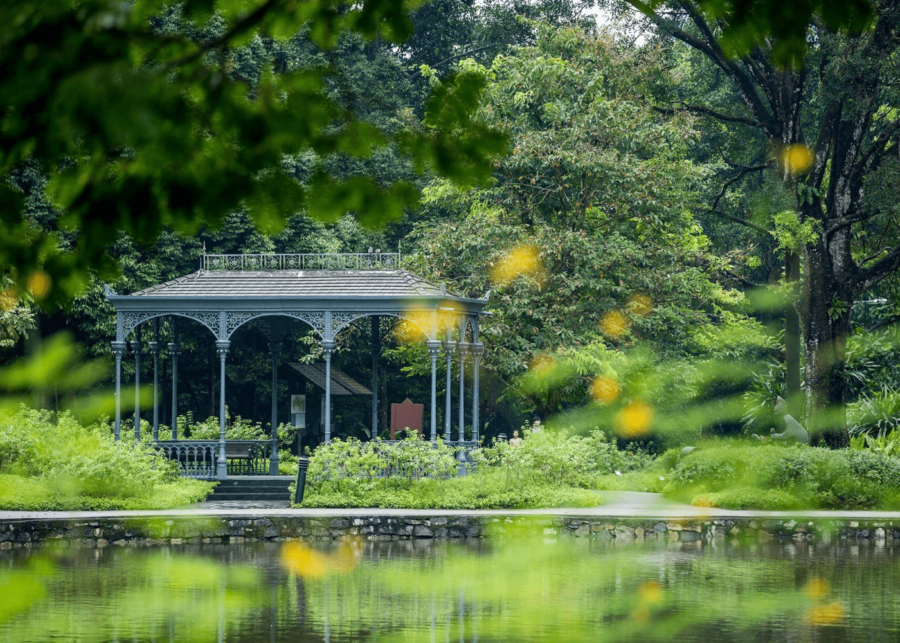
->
[[1, 532, 899, 642]]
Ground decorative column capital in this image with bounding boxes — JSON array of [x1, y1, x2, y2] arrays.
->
[[457, 342, 471, 359], [148, 341, 161, 356], [111, 341, 128, 357], [168, 342, 181, 357], [470, 343, 485, 360], [130, 340, 143, 355], [426, 340, 443, 356], [215, 340, 231, 357], [321, 340, 336, 355], [442, 340, 457, 356], [268, 342, 283, 356]]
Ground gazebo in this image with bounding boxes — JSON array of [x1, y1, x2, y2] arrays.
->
[[106, 252, 489, 480]]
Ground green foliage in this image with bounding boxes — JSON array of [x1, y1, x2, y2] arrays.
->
[[296, 470, 600, 509], [296, 428, 651, 508], [628, 0, 874, 68], [663, 444, 900, 509], [472, 427, 649, 487], [848, 392, 900, 437], [306, 433, 459, 488], [0, 406, 213, 510], [1, 0, 505, 306], [849, 429, 900, 456]]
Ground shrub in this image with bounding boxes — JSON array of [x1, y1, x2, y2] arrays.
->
[[663, 444, 900, 509], [472, 428, 648, 488], [295, 428, 645, 509], [295, 470, 600, 510], [0, 407, 213, 510]]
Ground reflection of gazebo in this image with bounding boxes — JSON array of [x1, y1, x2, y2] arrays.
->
[[106, 252, 489, 480]]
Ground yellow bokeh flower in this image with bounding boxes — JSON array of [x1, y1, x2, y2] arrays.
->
[[638, 581, 663, 603], [590, 376, 621, 404], [616, 399, 654, 438], [803, 600, 845, 626], [782, 144, 814, 175], [280, 540, 362, 580], [627, 294, 653, 316], [805, 577, 830, 600], [27, 271, 51, 299], [601, 310, 629, 338], [490, 245, 543, 286]]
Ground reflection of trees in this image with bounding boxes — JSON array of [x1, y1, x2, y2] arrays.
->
[[2, 537, 900, 640]]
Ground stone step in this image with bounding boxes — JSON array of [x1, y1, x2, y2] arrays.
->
[[207, 476, 293, 502], [206, 492, 293, 501]]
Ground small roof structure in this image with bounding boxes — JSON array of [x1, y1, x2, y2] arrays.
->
[[282, 363, 372, 396], [107, 252, 489, 343]]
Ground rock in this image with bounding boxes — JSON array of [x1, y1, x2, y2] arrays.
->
[[413, 526, 435, 538], [574, 524, 590, 537]]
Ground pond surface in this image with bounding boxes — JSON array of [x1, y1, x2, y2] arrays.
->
[[1, 529, 899, 642]]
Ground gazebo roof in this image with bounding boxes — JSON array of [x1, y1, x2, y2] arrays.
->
[[107, 253, 488, 343], [129, 269, 451, 299]]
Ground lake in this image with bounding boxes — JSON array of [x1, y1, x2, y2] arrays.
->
[[1, 528, 897, 641]]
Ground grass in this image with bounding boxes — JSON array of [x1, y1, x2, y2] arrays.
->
[[660, 444, 900, 510], [0, 473, 214, 511]]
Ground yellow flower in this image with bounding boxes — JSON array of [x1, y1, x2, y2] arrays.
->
[[616, 400, 654, 438], [27, 271, 51, 299], [782, 144, 814, 175], [804, 600, 845, 626], [601, 310, 629, 338], [590, 376, 621, 404], [490, 245, 543, 286]]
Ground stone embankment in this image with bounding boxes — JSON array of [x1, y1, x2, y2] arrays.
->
[[1, 515, 899, 549]]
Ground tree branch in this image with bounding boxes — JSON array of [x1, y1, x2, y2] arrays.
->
[[858, 244, 900, 293], [704, 208, 770, 235], [653, 102, 762, 128]]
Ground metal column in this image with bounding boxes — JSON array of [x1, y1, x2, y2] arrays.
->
[[269, 342, 282, 476], [471, 343, 484, 444], [169, 322, 180, 440], [457, 343, 467, 441], [216, 341, 230, 481], [112, 341, 127, 441], [443, 338, 455, 442], [151, 319, 160, 441], [132, 337, 142, 440], [371, 316, 379, 440], [322, 340, 335, 444], [427, 341, 441, 443]]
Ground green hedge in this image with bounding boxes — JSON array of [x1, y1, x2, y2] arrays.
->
[[295, 470, 600, 510], [662, 444, 900, 510], [0, 407, 214, 510], [293, 430, 636, 509]]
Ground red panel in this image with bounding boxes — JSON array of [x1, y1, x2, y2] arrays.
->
[[390, 398, 424, 439]]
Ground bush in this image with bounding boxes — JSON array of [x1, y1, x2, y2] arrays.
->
[[295, 470, 600, 510], [472, 428, 649, 488], [0, 407, 214, 510], [663, 444, 900, 509], [294, 429, 644, 509]]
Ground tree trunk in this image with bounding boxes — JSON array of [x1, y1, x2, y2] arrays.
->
[[784, 251, 802, 417], [802, 239, 852, 448]]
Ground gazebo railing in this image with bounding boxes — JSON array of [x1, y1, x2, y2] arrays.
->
[[203, 253, 401, 272], [155, 440, 272, 479], [155, 441, 219, 480]]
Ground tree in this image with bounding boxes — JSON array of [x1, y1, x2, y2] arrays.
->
[[1, 0, 504, 307], [620, 0, 900, 446], [411, 25, 749, 423]]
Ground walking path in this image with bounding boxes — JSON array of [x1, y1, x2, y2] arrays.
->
[[4, 492, 900, 521]]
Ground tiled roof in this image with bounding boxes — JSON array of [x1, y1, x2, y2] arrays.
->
[[282, 363, 372, 396], [128, 270, 452, 299]]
